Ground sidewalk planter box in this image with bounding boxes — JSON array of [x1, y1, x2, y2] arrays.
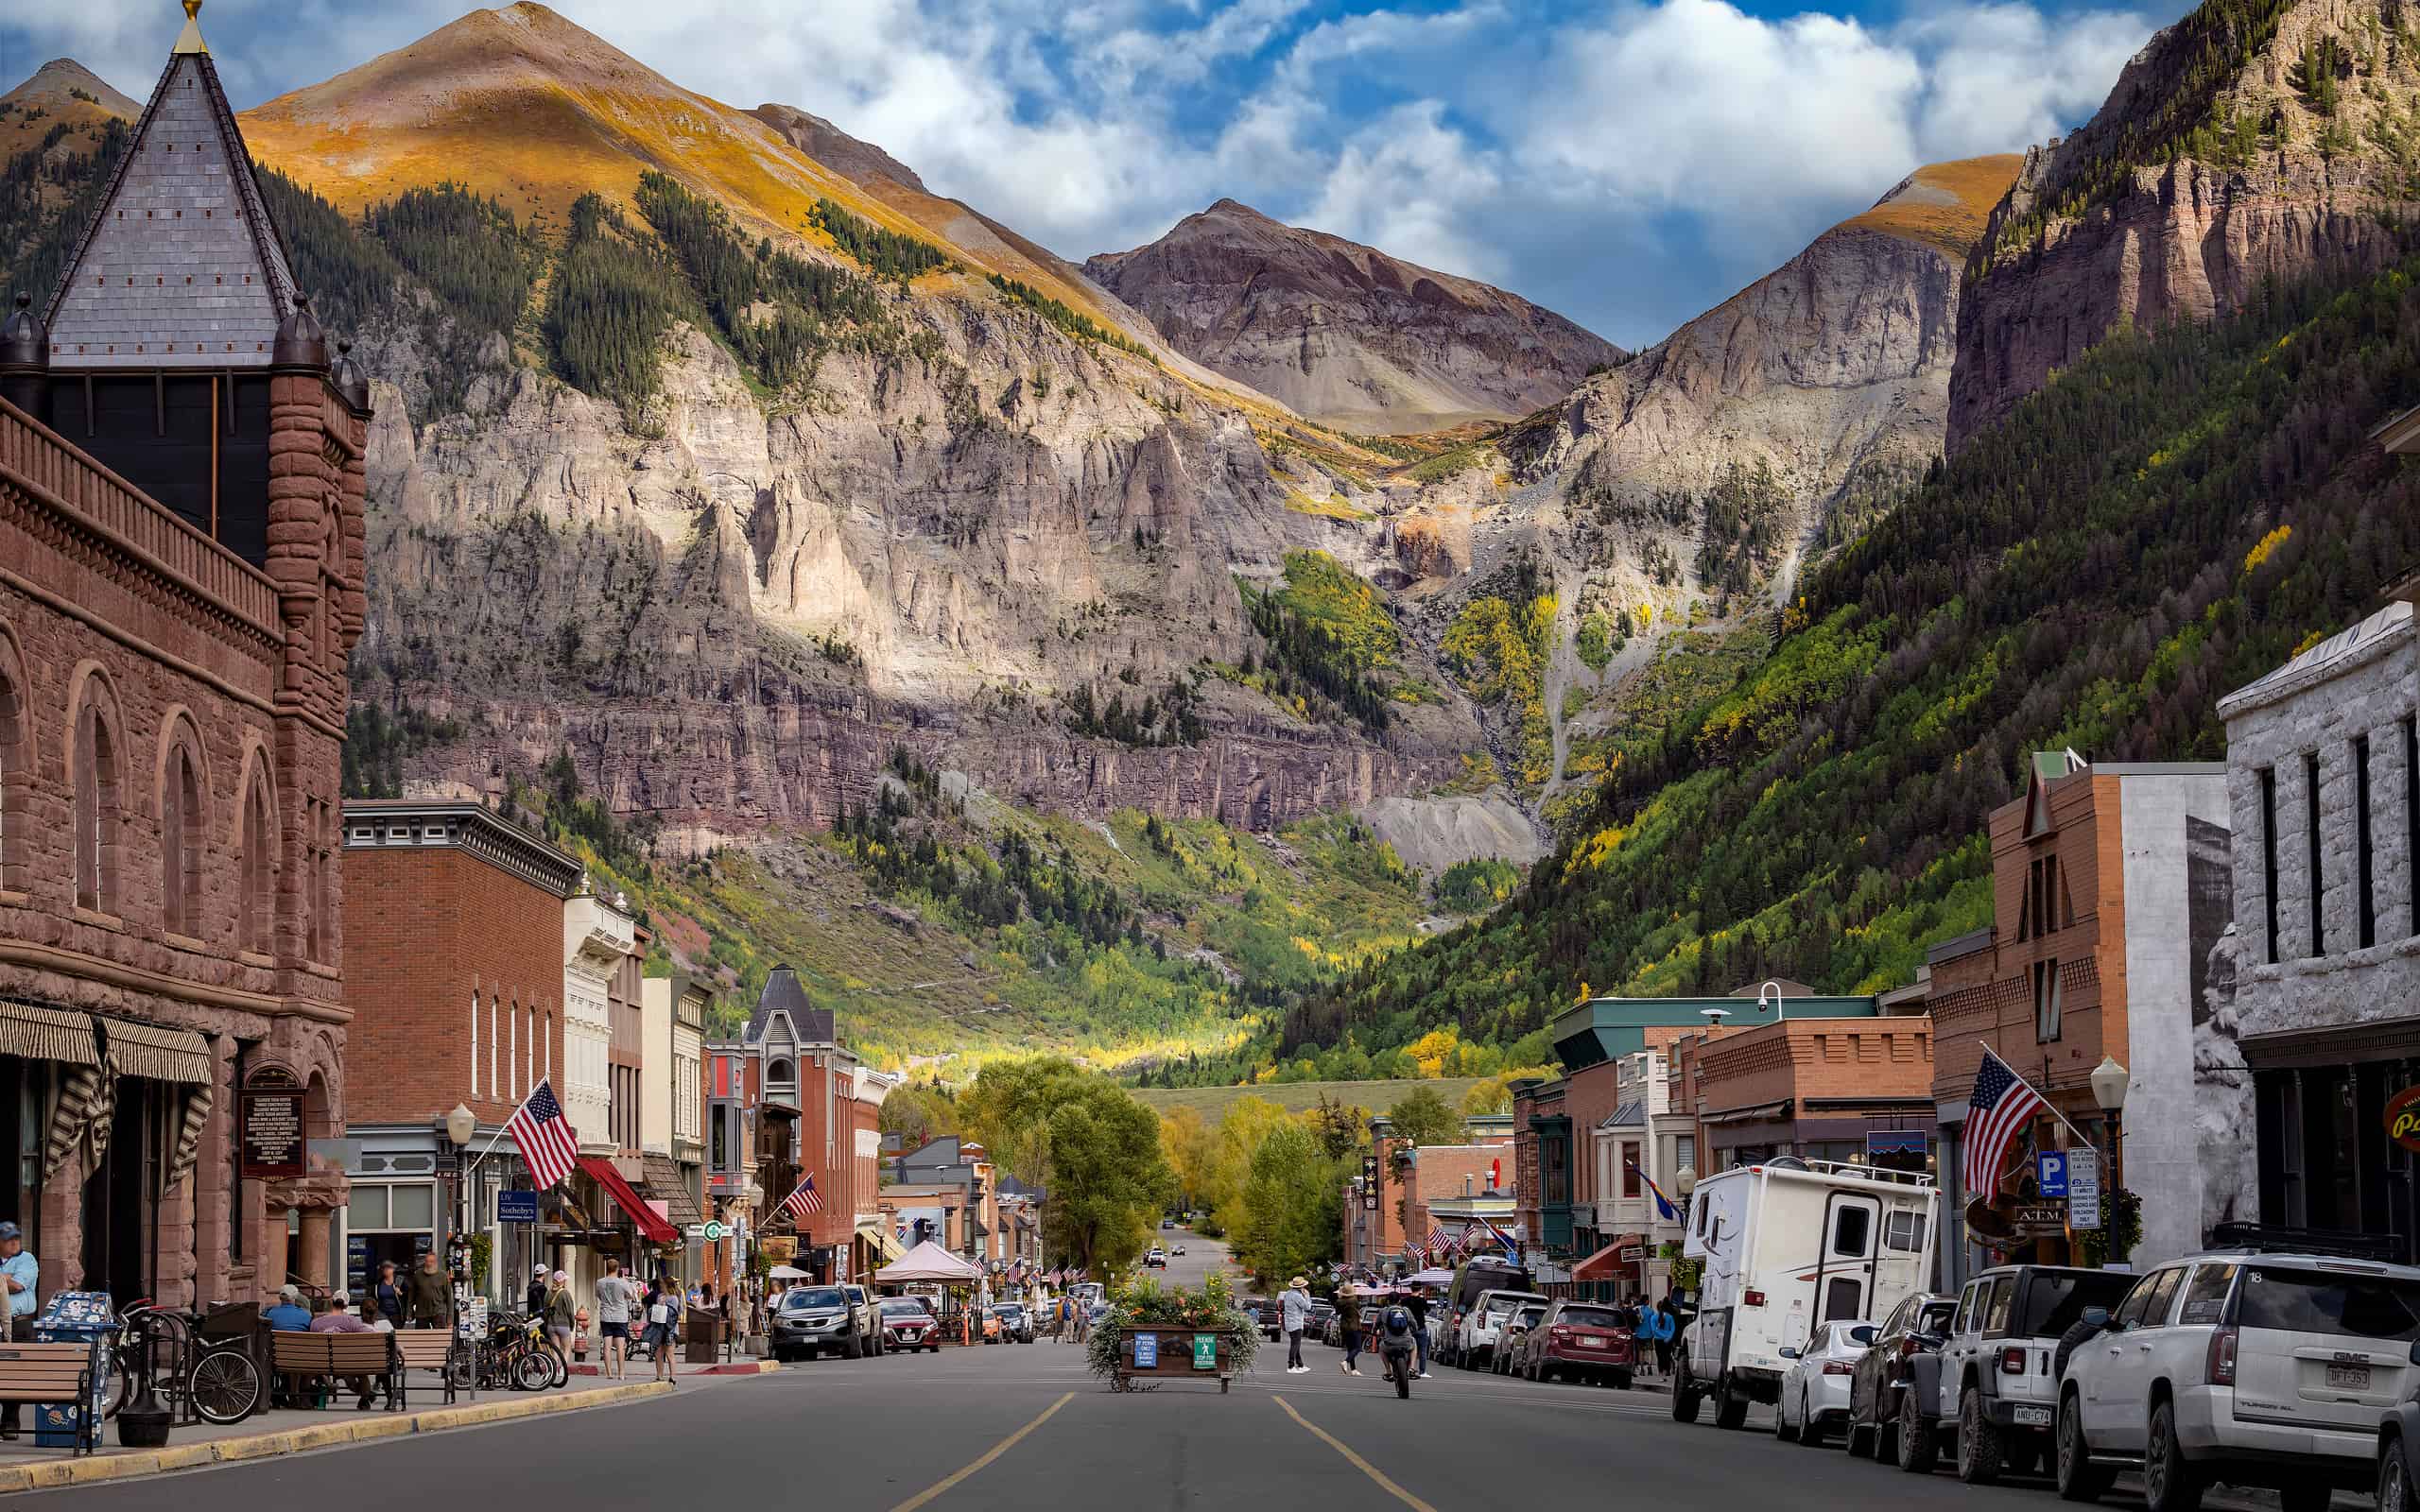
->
[[30, 1292, 116, 1451], [1113, 1327, 1238, 1394]]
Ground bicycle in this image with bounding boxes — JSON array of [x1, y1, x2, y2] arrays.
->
[[453, 1312, 560, 1392], [99, 1300, 264, 1426]]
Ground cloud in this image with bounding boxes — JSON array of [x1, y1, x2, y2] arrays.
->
[[0, 0, 2174, 347]]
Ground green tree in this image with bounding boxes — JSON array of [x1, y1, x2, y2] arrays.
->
[[1235, 1122, 1340, 1285], [1042, 1083, 1173, 1275], [879, 1082, 958, 1148], [1385, 1085, 1462, 1148]]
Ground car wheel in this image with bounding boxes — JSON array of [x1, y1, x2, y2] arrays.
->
[[1672, 1363, 1703, 1424], [1799, 1390, 1827, 1449], [1615, 1371, 1634, 1392], [2054, 1392, 2110, 1503], [2142, 1400, 2204, 1512], [1713, 1370, 1749, 1431], [1845, 1402, 1876, 1459], [1958, 1385, 2005, 1485], [1775, 1385, 1799, 1441], [1896, 1385, 1939, 1474], [2380, 1438, 2411, 1512]]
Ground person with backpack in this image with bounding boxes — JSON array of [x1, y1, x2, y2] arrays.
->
[[642, 1273, 681, 1383]]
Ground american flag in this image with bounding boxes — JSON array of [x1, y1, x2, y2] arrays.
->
[[776, 1173, 823, 1223], [505, 1077, 579, 1192], [1962, 1049, 2048, 1198], [1425, 1228, 1453, 1262]]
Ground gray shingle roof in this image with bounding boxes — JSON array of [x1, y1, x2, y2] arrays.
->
[[744, 964, 835, 1046], [43, 48, 298, 369]]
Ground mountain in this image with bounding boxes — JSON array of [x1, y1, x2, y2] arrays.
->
[[1, 60, 136, 318], [1948, 0, 2415, 452], [750, 103, 927, 194], [1084, 198, 1625, 431], [1, 59, 138, 127]]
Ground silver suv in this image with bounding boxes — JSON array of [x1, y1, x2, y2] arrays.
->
[[2055, 1240, 2420, 1512]]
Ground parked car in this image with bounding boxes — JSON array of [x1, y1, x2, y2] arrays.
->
[[1443, 1256, 1535, 1366], [2374, 1340, 2420, 1512], [1899, 1263, 2141, 1482], [990, 1303, 1034, 1343], [1492, 1302, 1549, 1374], [1846, 1291, 1958, 1462], [1775, 1318, 1874, 1445], [876, 1297, 941, 1352], [772, 1285, 869, 1362], [1242, 1298, 1281, 1341], [840, 1284, 887, 1357], [1457, 1287, 1550, 1369], [1305, 1299, 1336, 1343], [1512, 1300, 1638, 1387], [2057, 1230, 2420, 1512]]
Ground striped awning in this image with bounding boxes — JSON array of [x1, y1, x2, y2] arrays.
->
[[639, 1153, 704, 1227], [0, 1002, 99, 1066], [100, 1020, 212, 1083]]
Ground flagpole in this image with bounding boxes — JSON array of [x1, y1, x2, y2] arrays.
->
[[1980, 1046, 2100, 1150]]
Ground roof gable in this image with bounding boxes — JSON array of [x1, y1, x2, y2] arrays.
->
[[746, 964, 835, 1046], [43, 45, 298, 369]]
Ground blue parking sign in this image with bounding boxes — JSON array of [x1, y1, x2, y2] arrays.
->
[[2036, 1150, 2068, 1197], [1133, 1332, 1159, 1368]]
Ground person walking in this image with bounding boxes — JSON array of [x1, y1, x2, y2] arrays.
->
[[1336, 1283, 1363, 1377], [526, 1264, 549, 1318], [406, 1251, 450, 1329], [1651, 1296, 1676, 1377], [372, 1261, 406, 1331], [0, 1222, 35, 1440], [1281, 1277, 1310, 1373], [544, 1269, 577, 1363], [642, 1273, 680, 1383], [595, 1259, 638, 1380]]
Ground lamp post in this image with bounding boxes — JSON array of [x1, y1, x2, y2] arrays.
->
[[2090, 1055, 2129, 1228], [444, 1103, 475, 1325]]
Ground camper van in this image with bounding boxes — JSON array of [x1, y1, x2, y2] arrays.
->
[[1676, 1157, 1938, 1430]]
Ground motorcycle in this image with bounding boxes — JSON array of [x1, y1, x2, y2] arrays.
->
[[1378, 1304, 1418, 1400]]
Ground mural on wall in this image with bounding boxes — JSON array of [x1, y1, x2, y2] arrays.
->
[[2193, 922, 2256, 1239]]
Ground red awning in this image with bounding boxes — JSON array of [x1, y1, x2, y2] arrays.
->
[[577, 1157, 678, 1245], [1569, 1234, 1648, 1281]]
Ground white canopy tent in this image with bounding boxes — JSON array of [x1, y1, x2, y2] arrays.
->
[[874, 1240, 987, 1285]]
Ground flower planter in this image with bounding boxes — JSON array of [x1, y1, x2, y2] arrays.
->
[[1112, 1327, 1240, 1394]]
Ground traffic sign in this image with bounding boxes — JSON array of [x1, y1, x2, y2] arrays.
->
[[1133, 1332, 1159, 1368], [1193, 1333, 1217, 1369], [684, 1221, 728, 1242], [2036, 1150, 2068, 1197], [2067, 1150, 2101, 1230]]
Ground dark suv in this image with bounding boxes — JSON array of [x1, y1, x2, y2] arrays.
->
[[773, 1285, 871, 1362], [1846, 1290, 1957, 1460]]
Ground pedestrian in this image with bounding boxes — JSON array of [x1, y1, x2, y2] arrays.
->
[[1336, 1283, 1363, 1377], [527, 1264, 549, 1318], [406, 1250, 450, 1329], [643, 1272, 680, 1383], [310, 1292, 377, 1406], [360, 1294, 395, 1332], [1652, 1296, 1676, 1377], [1404, 1284, 1431, 1378], [0, 1221, 35, 1440], [544, 1269, 577, 1362], [373, 1261, 406, 1330], [1281, 1276, 1310, 1373], [595, 1258, 638, 1380], [263, 1283, 313, 1331]]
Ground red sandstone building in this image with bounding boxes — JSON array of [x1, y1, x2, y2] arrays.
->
[[0, 6, 366, 1304]]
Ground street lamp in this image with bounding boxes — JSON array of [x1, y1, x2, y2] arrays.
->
[[444, 1103, 475, 1315], [1754, 980, 1785, 1017], [2090, 1056, 2129, 1194]]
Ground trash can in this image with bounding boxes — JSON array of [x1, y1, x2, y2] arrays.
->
[[30, 1291, 117, 1450], [683, 1308, 719, 1366]]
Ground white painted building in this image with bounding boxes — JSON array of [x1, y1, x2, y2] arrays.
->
[[562, 888, 633, 1159]]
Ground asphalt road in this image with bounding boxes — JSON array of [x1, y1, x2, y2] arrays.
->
[[27, 1232, 2152, 1511]]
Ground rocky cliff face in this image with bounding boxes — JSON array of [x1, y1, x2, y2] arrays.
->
[[1085, 198, 1624, 432], [1949, 0, 2417, 452]]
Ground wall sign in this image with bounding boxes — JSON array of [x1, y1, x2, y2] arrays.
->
[[240, 1065, 306, 1178], [2389, 1086, 2420, 1152], [497, 1190, 539, 1224]]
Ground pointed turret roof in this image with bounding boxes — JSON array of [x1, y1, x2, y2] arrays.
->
[[745, 964, 835, 1047], [42, 2, 300, 369]]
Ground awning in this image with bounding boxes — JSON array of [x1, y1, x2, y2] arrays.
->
[[875, 1239, 985, 1284], [1702, 1098, 1793, 1126], [101, 1019, 212, 1082], [1570, 1234, 1649, 1281], [577, 1157, 679, 1245], [0, 1002, 97, 1066], [857, 1219, 906, 1263], [638, 1154, 704, 1227]]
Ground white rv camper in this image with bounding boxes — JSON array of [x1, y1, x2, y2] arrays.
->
[[1676, 1157, 1938, 1429]]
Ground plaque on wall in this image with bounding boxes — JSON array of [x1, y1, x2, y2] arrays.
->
[[241, 1065, 307, 1178]]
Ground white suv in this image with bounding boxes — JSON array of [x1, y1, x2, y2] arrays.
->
[[1915, 1264, 2138, 1482], [1458, 1288, 1548, 1369], [2055, 1245, 2420, 1512]]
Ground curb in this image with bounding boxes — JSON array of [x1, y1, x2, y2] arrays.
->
[[0, 1381, 673, 1493]]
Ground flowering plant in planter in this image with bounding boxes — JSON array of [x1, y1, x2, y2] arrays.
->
[[1083, 1272, 1258, 1378]]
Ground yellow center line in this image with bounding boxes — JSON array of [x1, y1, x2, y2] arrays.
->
[[1271, 1394, 1442, 1512], [886, 1390, 1075, 1512]]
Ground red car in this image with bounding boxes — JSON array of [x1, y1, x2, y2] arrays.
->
[[877, 1297, 941, 1352], [1512, 1300, 1637, 1387]]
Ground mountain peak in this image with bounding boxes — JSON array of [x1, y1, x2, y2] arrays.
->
[[2, 59, 142, 123], [1836, 155, 2023, 260], [1087, 202, 1622, 430]]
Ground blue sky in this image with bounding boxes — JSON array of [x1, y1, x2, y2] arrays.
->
[[3, 0, 2192, 348]]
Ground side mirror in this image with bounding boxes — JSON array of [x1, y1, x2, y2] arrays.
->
[[1778, 1347, 1800, 1361], [2082, 1306, 2110, 1330], [1850, 1326, 1877, 1346]]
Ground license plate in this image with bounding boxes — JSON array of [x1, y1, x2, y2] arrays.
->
[[2014, 1405, 2052, 1427], [1580, 1337, 1606, 1349], [2326, 1364, 2372, 1391]]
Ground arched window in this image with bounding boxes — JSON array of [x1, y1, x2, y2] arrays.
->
[[161, 736, 203, 936], [238, 764, 275, 953], [0, 649, 23, 895], [73, 683, 122, 915]]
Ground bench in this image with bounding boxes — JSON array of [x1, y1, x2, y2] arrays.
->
[[389, 1330, 458, 1407], [268, 1332, 399, 1411], [0, 1342, 100, 1453]]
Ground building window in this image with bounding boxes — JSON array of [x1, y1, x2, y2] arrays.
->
[[161, 739, 201, 936], [489, 996, 499, 1100], [0, 657, 19, 894], [507, 1005, 517, 1099], [2260, 766, 2281, 963], [1620, 1143, 1642, 1197], [468, 992, 477, 1095], [526, 1006, 536, 1093], [2357, 735, 2377, 951], [239, 768, 274, 953], [1673, 1134, 1695, 1175], [2305, 750, 2325, 956], [2025, 854, 2063, 939], [73, 689, 121, 914], [542, 1010, 551, 1085], [304, 799, 330, 961], [2033, 958, 2062, 1041]]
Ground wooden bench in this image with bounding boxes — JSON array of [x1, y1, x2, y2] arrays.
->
[[389, 1330, 458, 1407], [0, 1342, 100, 1453], [268, 1332, 399, 1411]]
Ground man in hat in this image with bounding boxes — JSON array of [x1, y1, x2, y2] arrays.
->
[[527, 1264, 550, 1318], [0, 1222, 33, 1438], [263, 1284, 314, 1331], [1281, 1276, 1311, 1373]]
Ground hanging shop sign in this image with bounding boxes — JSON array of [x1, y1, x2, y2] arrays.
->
[[2388, 1086, 2420, 1153], [240, 1065, 306, 1178]]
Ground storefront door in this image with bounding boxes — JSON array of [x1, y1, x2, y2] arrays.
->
[[79, 1082, 159, 1303]]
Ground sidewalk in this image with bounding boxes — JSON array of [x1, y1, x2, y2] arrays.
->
[[0, 1370, 683, 1493]]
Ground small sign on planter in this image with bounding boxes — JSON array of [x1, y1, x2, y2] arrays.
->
[[1194, 1333, 1217, 1369], [1133, 1332, 1159, 1368]]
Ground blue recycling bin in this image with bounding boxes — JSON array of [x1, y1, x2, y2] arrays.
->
[[30, 1291, 116, 1450]]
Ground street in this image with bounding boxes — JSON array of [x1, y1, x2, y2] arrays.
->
[[19, 1236, 2123, 1512]]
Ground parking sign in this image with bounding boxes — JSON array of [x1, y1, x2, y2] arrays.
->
[[2035, 1149, 2068, 1197]]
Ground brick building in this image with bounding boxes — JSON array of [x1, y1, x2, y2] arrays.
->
[[1927, 752, 2231, 1284], [339, 800, 580, 1297], [1687, 1016, 1934, 1169], [0, 4, 365, 1308]]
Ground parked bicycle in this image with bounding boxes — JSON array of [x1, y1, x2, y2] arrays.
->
[[453, 1310, 562, 1392], [98, 1299, 264, 1425]]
